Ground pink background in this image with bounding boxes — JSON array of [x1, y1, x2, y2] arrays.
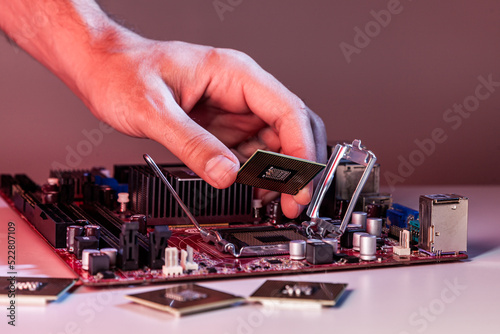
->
[[1, 0, 499, 187]]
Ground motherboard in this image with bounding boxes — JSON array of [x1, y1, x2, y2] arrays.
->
[[0, 140, 468, 287]]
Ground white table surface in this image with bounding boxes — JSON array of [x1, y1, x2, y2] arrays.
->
[[1, 185, 499, 334]]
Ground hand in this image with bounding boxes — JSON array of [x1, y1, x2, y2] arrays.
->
[[0, 0, 326, 218], [77, 37, 327, 218]]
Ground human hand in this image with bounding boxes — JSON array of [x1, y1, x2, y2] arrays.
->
[[78, 37, 327, 218], [0, 0, 326, 218]]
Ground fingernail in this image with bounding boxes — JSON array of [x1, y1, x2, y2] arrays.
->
[[205, 155, 238, 187]]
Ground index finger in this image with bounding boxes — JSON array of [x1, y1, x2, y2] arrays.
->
[[241, 68, 318, 209]]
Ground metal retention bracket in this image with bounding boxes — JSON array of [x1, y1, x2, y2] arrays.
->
[[306, 139, 377, 238]]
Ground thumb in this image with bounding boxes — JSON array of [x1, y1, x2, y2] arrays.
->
[[146, 103, 240, 189]]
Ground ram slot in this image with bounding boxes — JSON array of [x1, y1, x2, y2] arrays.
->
[[82, 203, 150, 268], [58, 203, 120, 250]]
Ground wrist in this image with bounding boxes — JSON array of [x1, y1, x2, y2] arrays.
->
[[0, 1, 142, 98]]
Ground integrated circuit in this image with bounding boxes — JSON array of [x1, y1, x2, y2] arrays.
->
[[249, 280, 347, 306], [235, 150, 325, 195], [125, 284, 244, 316], [0, 277, 77, 305]]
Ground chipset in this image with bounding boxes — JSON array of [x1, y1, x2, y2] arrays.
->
[[126, 284, 244, 316], [249, 280, 347, 307], [235, 150, 325, 195]]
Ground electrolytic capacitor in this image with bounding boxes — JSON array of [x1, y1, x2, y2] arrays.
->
[[353, 232, 369, 251], [322, 238, 339, 254], [367, 218, 383, 237], [351, 211, 367, 229], [75, 219, 89, 226], [100, 248, 118, 268], [360, 234, 377, 261], [66, 225, 84, 253], [82, 249, 100, 270], [289, 240, 306, 260], [84, 225, 101, 239]]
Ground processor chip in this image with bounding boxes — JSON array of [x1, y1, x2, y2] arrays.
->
[[249, 280, 347, 306], [126, 284, 244, 316], [235, 150, 325, 195], [0, 277, 77, 305]]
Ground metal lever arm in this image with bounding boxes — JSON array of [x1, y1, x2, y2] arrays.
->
[[143, 154, 243, 257], [306, 139, 377, 237]]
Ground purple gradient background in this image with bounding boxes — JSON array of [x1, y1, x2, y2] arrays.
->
[[1, 0, 499, 185]]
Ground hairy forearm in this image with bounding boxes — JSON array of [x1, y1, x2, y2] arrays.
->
[[0, 0, 326, 216], [0, 0, 132, 96]]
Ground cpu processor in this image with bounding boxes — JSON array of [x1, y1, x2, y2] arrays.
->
[[126, 284, 244, 316], [0, 277, 77, 305], [235, 150, 325, 195], [249, 280, 347, 306]]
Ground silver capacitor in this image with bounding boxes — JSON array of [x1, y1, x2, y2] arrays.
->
[[360, 234, 377, 261], [82, 249, 100, 270], [366, 218, 383, 237], [66, 225, 84, 253], [322, 238, 339, 254], [351, 211, 367, 229], [100, 248, 118, 268], [289, 240, 306, 260], [353, 232, 369, 251], [84, 225, 101, 239]]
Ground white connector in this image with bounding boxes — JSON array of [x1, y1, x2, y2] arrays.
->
[[162, 247, 183, 276], [393, 230, 411, 256], [180, 245, 199, 271]]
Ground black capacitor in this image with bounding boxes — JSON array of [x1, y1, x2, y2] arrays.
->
[[88, 253, 111, 275], [340, 225, 366, 249], [66, 225, 84, 253], [74, 236, 99, 259], [306, 241, 334, 265]]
